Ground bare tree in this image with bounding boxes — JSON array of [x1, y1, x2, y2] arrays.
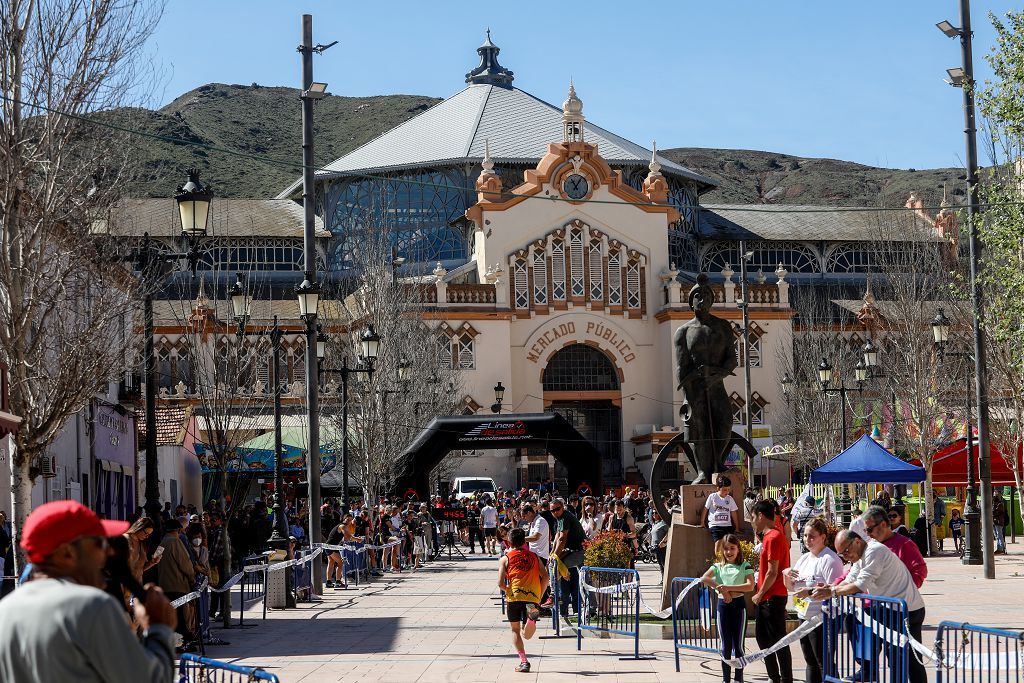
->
[[323, 225, 462, 507], [0, 0, 163, 566], [777, 285, 859, 471], [157, 268, 290, 626], [866, 210, 967, 553]]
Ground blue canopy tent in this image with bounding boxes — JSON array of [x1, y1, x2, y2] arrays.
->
[[810, 434, 925, 484]]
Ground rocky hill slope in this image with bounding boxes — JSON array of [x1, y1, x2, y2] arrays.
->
[[114, 83, 962, 206]]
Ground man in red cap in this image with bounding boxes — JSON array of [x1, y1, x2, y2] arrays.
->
[[0, 500, 177, 682]]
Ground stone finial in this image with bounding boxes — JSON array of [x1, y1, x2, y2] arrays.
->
[[475, 137, 502, 201], [775, 262, 787, 281], [648, 141, 662, 176], [722, 263, 735, 282], [174, 381, 186, 399], [195, 274, 209, 309], [642, 140, 669, 203], [482, 138, 494, 172], [433, 262, 448, 281]]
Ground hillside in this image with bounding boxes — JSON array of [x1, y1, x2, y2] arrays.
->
[[115, 83, 442, 198], [115, 83, 963, 206], [662, 147, 963, 207]]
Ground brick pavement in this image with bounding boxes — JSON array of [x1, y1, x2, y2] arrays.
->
[[194, 540, 1023, 682]]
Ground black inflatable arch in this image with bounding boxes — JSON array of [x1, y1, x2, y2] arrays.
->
[[395, 413, 603, 499]]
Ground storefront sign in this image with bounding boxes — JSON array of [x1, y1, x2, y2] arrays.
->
[[526, 320, 636, 364], [94, 405, 135, 469]]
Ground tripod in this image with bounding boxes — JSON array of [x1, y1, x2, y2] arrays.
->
[[438, 520, 466, 560]]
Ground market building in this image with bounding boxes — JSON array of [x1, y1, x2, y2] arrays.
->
[[119, 33, 960, 498]]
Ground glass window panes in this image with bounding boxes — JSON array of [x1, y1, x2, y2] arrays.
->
[[542, 344, 620, 391]]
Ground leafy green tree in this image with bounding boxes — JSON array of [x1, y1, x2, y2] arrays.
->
[[976, 10, 1024, 526]]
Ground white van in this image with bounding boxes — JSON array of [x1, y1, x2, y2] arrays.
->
[[451, 476, 497, 501]]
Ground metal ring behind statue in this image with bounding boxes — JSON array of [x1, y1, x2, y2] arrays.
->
[[649, 431, 757, 523]]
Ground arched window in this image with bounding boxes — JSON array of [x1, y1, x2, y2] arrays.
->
[[825, 244, 878, 273], [542, 344, 620, 391], [700, 241, 819, 274]]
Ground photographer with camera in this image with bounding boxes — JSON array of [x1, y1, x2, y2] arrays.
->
[[0, 501, 176, 682]]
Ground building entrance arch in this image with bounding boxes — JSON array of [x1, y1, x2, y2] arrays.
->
[[395, 413, 602, 499], [542, 343, 624, 487]]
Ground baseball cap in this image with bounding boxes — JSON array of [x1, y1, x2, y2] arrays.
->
[[21, 500, 130, 563]]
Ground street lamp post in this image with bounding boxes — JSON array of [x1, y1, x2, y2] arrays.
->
[[937, 0, 995, 579], [490, 382, 505, 414], [321, 325, 381, 511], [932, 308, 983, 565], [230, 274, 295, 607], [297, 13, 335, 594], [140, 170, 213, 519]]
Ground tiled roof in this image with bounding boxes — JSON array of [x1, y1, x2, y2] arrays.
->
[[151, 297, 351, 327], [136, 405, 190, 446], [277, 84, 716, 197], [106, 199, 329, 238], [697, 204, 939, 242]]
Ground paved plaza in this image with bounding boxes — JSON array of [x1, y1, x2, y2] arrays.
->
[[198, 541, 1024, 682]]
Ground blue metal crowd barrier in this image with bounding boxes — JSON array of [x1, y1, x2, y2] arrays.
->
[[292, 548, 313, 601], [342, 542, 367, 585], [548, 559, 560, 635], [935, 621, 1024, 683], [823, 593, 909, 683], [671, 576, 720, 671], [178, 653, 280, 682], [238, 555, 268, 628], [577, 566, 649, 660]]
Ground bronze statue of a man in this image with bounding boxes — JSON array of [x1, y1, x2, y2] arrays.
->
[[674, 275, 738, 483]]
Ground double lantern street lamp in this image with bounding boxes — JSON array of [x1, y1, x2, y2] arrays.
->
[[780, 339, 879, 450], [228, 272, 298, 607], [320, 325, 381, 511], [781, 340, 878, 526], [142, 170, 214, 518], [932, 308, 983, 566]]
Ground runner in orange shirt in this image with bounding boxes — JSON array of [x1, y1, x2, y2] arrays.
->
[[498, 527, 550, 673]]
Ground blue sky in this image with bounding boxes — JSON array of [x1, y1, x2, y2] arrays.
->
[[148, 1, 1018, 170]]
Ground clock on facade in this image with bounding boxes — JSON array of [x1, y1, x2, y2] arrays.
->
[[563, 173, 590, 200]]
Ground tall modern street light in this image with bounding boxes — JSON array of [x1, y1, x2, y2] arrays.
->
[[297, 14, 335, 592], [140, 170, 212, 519], [937, 1, 995, 578], [230, 273, 295, 607], [932, 308, 983, 565], [321, 325, 381, 511]]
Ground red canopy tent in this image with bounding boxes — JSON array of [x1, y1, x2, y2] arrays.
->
[[914, 438, 1023, 486]]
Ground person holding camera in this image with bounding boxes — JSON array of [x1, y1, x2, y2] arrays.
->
[[0, 501, 176, 682]]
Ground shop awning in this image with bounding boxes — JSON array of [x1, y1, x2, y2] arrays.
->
[[914, 438, 1022, 486]]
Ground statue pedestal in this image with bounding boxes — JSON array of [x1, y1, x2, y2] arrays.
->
[[660, 471, 752, 610]]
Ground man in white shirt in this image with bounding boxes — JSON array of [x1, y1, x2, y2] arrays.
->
[[812, 529, 926, 683], [481, 500, 499, 556], [521, 504, 550, 562]]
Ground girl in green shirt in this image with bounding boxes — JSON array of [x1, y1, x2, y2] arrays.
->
[[701, 534, 755, 683]]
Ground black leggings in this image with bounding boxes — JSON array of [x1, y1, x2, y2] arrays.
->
[[718, 596, 747, 682], [799, 622, 826, 683]]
